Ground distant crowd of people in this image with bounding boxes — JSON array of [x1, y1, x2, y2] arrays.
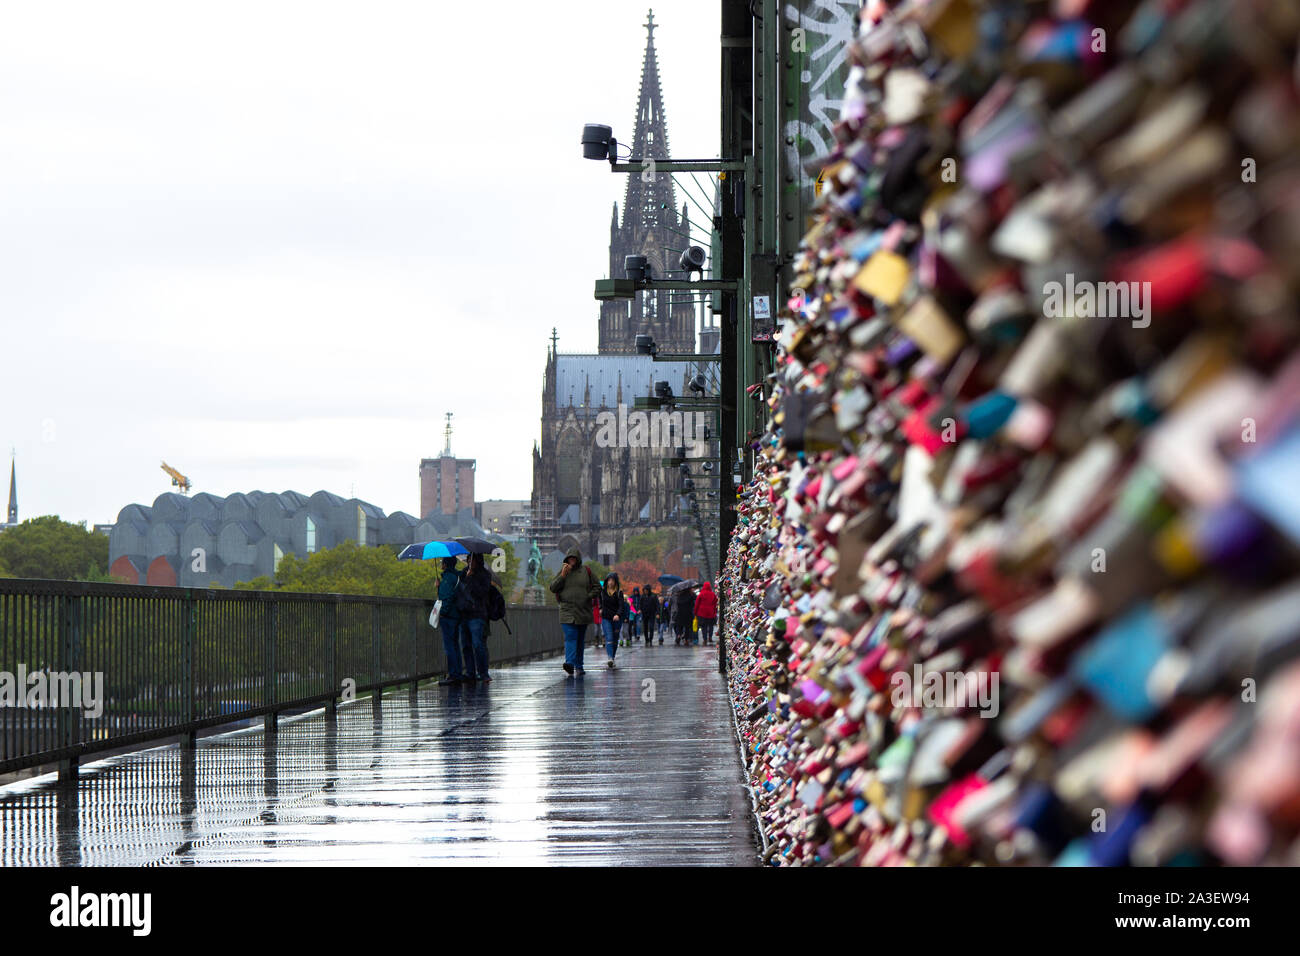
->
[[548, 545, 717, 676], [432, 546, 720, 683]]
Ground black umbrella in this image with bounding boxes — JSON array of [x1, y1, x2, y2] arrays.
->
[[453, 536, 497, 555], [658, 574, 684, 588], [668, 578, 699, 594]]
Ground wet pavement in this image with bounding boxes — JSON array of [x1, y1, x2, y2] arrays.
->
[[0, 643, 759, 866]]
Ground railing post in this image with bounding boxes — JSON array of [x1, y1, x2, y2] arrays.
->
[[326, 597, 338, 715], [181, 590, 197, 751], [371, 602, 381, 712], [57, 591, 82, 785], [264, 597, 278, 734], [410, 606, 420, 692]]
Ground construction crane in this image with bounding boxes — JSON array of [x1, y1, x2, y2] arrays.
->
[[160, 461, 192, 494]]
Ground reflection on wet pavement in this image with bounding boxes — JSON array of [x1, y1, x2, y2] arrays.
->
[[0, 644, 759, 866]]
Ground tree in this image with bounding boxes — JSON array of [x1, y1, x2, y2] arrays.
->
[[620, 529, 673, 568], [613, 558, 658, 593], [229, 539, 442, 599], [491, 540, 522, 602], [0, 516, 110, 581]]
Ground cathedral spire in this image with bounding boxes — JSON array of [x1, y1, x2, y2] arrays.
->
[[621, 8, 677, 234], [6, 454, 16, 526]]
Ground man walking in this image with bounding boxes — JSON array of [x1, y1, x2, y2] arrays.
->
[[457, 552, 495, 683], [549, 545, 601, 677], [672, 585, 696, 645], [640, 585, 658, 646]]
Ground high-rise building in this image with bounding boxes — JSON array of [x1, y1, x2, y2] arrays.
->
[[419, 456, 476, 519], [419, 415, 476, 519]]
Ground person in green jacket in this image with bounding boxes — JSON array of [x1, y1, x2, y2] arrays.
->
[[549, 544, 601, 677]]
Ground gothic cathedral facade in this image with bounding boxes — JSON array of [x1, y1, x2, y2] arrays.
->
[[531, 12, 705, 571]]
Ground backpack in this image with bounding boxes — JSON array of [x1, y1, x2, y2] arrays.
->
[[487, 585, 506, 621]]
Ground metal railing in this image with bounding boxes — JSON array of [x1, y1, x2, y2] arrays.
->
[[0, 579, 564, 778]]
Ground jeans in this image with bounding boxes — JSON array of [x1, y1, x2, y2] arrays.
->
[[462, 617, 489, 678], [440, 617, 466, 679], [562, 622, 587, 672], [602, 618, 621, 659], [699, 618, 715, 643]]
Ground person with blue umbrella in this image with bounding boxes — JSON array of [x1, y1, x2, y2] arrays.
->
[[435, 556, 468, 684]]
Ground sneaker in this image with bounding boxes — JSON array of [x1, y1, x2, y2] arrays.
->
[[479, 675, 492, 683], [563, 662, 574, 676], [575, 669, 585, 677], [606, 659, 615, 669], [437, 677, 461, 686]]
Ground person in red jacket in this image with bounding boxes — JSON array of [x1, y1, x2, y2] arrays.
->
[[694, 581, 718, 645]]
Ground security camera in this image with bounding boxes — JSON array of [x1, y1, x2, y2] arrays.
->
[[636, 334, 657, 356], [655, 381, 673, 399], [689, 374, 706, 395], [702, 461, 714, 472]]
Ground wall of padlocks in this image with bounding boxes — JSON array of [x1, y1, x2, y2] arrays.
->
[[720, 0, 1300, 867]]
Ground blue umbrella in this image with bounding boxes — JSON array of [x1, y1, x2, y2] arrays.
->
[[398, 540, 469, 561], [658, 573, 684, 587]]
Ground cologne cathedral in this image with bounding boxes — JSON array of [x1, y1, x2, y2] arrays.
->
[[530, 12, 717, 573]]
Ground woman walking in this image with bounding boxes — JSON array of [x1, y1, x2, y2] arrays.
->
[[599, 573, 628, 668], [548, 545, 601, 677], [436, 557, 467, 685], [694, 581, 718, 645]]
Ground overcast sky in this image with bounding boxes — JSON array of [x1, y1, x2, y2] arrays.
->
[[0, 0, 721, 526]]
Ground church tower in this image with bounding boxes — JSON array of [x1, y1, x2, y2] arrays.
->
[[598, 10, 696, 355], [6, 457, 15, 525]]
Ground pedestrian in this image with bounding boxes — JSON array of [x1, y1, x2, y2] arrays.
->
[[673, 585, 696, 645], [640, 585, 659, 646], [599, 572, 628, 668], [549, 545, 601, 677], [436, 556, 467, 685], [661, 596, 670, 642], [457, 552, 495, 683], [627, 586, 641, 645], [694, 581, 718, 645]]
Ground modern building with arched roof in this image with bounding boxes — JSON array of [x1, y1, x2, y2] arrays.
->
[[108, 489, 497, 588]]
